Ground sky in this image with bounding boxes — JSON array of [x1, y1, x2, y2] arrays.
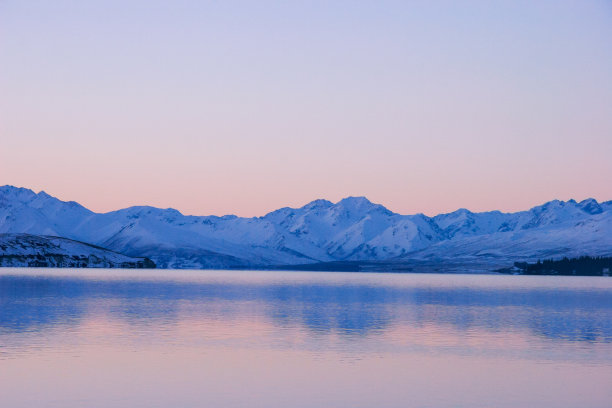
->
[[1, 0, 611, 217]]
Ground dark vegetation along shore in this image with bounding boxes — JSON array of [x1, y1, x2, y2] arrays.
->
[[512, 256, 612, 276], [273, 257, 612, 275], [0, 253, 156, 269]]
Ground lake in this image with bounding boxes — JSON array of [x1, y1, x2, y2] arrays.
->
[[1, 268, 611, 408]]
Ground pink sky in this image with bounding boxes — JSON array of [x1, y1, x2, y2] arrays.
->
[[1, 1, 611, 217]]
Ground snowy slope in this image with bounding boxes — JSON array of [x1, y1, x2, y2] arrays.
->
[[406, 213, 612, 262], [0, 185, 610, 268], [0, 233, 155, 268]]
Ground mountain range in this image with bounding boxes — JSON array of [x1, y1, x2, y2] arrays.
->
[[1, 185, 610, 271]]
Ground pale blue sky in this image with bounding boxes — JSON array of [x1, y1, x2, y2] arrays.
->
[[1, 0, 611, 216]]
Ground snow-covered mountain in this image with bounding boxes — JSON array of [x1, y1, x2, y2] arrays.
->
[[0, 185, 610, 269]]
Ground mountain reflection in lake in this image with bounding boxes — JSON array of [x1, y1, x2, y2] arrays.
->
[[1, 269, 611, 408]]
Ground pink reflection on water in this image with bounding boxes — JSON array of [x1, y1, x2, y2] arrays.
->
[[2, 313, 612, 408]]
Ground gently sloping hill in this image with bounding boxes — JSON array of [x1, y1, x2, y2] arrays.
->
[[0, 233, 155, 268]]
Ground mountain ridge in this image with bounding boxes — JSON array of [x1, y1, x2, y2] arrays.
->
[[1, 185, 610, 269]]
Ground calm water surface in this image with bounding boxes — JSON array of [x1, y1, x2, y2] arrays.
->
[[1, 268, 611, 408]]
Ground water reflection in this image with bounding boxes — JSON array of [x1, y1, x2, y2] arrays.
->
[[1, 270, 612, 408], [2, 270, 612, 344]]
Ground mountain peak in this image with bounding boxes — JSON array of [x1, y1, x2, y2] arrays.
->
[[337, 196, 373, 207], [0, 185, 34, 195], [302, 199, 333, 210], [335, 196, 394, 216], [578, 198, 602, 215], [116, 206, 184, 218], [0, 186, 37, 203], [529, 199, 569, 213], [531, 198, 603, 214], [452, 208, 473, 215]]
